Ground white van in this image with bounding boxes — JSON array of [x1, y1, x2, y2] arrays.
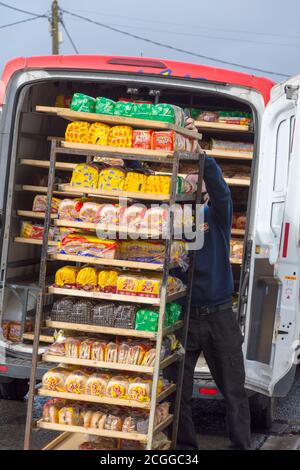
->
[[0, 55, 298, 429]]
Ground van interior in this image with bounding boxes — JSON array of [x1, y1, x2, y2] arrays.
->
[[0, 78, 254, 385]]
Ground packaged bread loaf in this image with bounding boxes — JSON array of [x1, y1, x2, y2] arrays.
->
[[65, 369, 89, 394], [122, 415, 138, 433], [116, 274, 139, 296], [87, 122, 111, 146], [91, 340, 107, 361], [107, 125, 133, 148], [90, 411, 107, 429], [42, 367, 69, 392], [107, 375, 129, 399], [46, 340, 66, 357], [95, 97, 115, 115], [65, 337, 81, 358], [86, 373, 111, 397], [152, 103, 185, 126], [76, 267, 98, 290], [42, 399, 65, 423], [145, 175, 171, 195], [137, 275, 162, 298], [131, 102, 153, 119], [54, 266, 80, 288], [79, 202, 102, 223], [152, 130, 185, 151], [97, 167, 126, 191], [58, 199, 83, 221], [127, 344, 146, 365], [119, 205, 147, 230], [96, 204, 119, 226], [132, 130, 152, 149], [106, 341, 118, 363], [32, 195, 60, 213], [79, 339, 95, 360], [69, 299, 94, 324], [58, 405, 82, 426], [104, 414, 123, 431], [140, 207, 168, 233], [113, 101, 134, 117], [97, 270, 119, 293], [114, 304, 137, 329], [50, 297, 76, 322], [141, 348, 156, 366], [65, 121, 91, 144], [20, 221, 54, 240], [92, 302, 115, 326], [128, 377, 151, 402], [119, 240, 165, 263], [70, 93, 95, 113], [59, 233, 117, 259], [70, 163, 99, 189], [123, 171, 147, 192]]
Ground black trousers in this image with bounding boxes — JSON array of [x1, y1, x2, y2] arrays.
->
[[167, 307, 251, 450]]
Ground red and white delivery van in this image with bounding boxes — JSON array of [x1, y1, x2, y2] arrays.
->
[[0, 55, 299, 428]]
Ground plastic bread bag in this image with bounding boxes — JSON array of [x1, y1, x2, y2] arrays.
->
[[116, 274, 139, 296], [131, 102, 153, 119], [87, 122, 111, 146], [137, 275, 161, 298], [65, 121, 91, 144], [97, 167, 126, 191], [128, 377, 151, 402], [54, 265, 80, 288], [58, 199, 83, 221], [107, 375, 129, 399], [107, 125, 133, 148], [76, 267, 98, 291], [119, 204, 147, 230], [91, 340, 107, 361], [65, 369, 89, 394], [46, 340, 66, 357], [152, 103, 185, 126], [152, 432, 170, 450], [165, 302, 182, 326], [59, 233, 117, 259], [58, 405, 82, 426], [96, 204, 120, 227], [117, 342, 130, 364], [70, 163, 99, 189], [167, 276, 185, 295], [70, 300, 94, 324], [70, 93, 95, 113], [90, 411, 107, 429], [114, 304, 137, 329], [156, 402, 170, 424], [135, 309, 159, 332], [113, 101, 134, 117], [95, 97, 115, 115], [145, 174, 171, 194], [170, 241, 189, 270], [140, 207, 168, 233], [79, 202, 102, 223], [79, 339, 95, 360], [141, 348, 156, 367], [127, 344, 146, 365], [86, 373, 111, 397], [42, 399, 65, 423], [50, 297, 76, 321], [32, 195, 60, 213], [119, 240, 165, 264], [104, 414, 123, 431], [123, 171, 148, 192], [122, 415, 138, 433], [132, 130, 153, 149], [92, 303, 116, 327], [20, 221, 54, 240], [106, 341, 118, 363], [97, 270, 119, 293], [42, 367, 69, 392]]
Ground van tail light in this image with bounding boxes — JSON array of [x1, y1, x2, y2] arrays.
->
[[282, 222, 290, 258], [107, 58, 167, 69], [0, 365, 8, 372], [199, 387, 218, 396]]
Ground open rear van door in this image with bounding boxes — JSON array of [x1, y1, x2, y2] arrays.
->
[[241, 76, 300, 396]]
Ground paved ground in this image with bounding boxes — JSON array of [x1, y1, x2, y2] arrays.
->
[[0, 367, 299, 450]]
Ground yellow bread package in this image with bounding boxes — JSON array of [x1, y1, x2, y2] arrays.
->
[[98, 269, 119, 293], [55, 265, 80, 287], [137, 275, 162, 298], [65, 121, 90, 144], [97, 167, 126, 191], [107, 125, 133, 148], [87, 122, 111, 146], [116, 274, 140, 296], [145, 175, 171, 194], [70, 163, 99, 189], [76, 267, 98, 290], [123, 172, 147, 192]]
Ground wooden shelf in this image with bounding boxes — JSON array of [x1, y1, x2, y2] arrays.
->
[[45, 320, 183, 340], [206, 149, 253, 160], [36, 105, 202, 140], [20, 159, 75, 171], [224, 177, 250, 187], [36, 419, 149, 442], [38, 383, 176, 408], [54, 219, 163, 238], [231, 228, 245, 236], [50, 253, 167, 272], [20, 185, 79, 197], [43, 353, 155, 374], [48, 286, 186, 305], [22, 332, 54, 343], [14, 237, 57, 246], [17, 210, 57, 220], [195, 120, 250, 132]]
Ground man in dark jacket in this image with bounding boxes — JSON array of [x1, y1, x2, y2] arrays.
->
[[173, 119, 251, 450]]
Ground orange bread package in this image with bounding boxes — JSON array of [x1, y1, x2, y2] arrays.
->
[[65, 121, 90, 144], [132, 130, 152, 149], [107, 125, 133, 148]]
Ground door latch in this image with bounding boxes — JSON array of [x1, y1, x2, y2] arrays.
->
[[285, 85, 299, 100]]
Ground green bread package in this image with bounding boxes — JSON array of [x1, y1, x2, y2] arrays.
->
[[70, 93, 95, 113], [95, 97, 115, 115], [131, 103, 153, 120], [114, 101, 135, 117], [135, 302, 182, 332], [152, 104, 185, 126]]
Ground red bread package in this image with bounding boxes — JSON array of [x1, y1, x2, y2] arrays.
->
[[132, 130, 152, 149], [152, 131, 186, 151]]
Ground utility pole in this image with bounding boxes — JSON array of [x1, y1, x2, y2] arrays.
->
[[51, 0, 59, 54]]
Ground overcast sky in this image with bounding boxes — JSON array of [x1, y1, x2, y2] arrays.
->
[[0, 0, 300, 82]]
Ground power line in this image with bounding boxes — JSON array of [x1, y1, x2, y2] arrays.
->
[[61, 9, 290, 78], [60, 18, 79, 54], [69, 8, 300, 41], [0, 15, 45, 30], [66, 18, 300, 48], [0, 1, 47, 18]]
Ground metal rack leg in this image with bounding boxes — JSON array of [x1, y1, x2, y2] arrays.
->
[[23, 141, 57, 450]]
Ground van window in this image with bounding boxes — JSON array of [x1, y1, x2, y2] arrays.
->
[[273, 118, 293, 192]]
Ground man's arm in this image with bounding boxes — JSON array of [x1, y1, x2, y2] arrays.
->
[[204, 156, 232, 231]]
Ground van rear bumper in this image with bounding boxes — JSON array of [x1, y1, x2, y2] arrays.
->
[[0, 357, 50, 382]]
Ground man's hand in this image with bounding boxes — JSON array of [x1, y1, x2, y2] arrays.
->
[[185, 117, 201, 153]]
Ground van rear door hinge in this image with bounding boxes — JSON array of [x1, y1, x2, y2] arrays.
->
[[285, 85, 299, 100]]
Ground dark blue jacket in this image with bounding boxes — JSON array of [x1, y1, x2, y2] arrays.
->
[[190, 156, 234, 307]]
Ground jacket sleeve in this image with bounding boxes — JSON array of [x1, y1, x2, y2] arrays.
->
[[203, 156, 233, 231]]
